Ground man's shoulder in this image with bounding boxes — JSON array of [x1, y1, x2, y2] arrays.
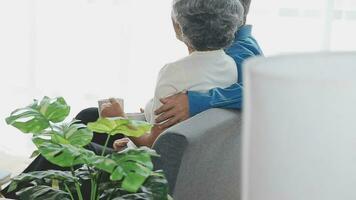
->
[[226, 25, 263, 60], [229, 36, 262, 56], [226, 37, 263, 66]]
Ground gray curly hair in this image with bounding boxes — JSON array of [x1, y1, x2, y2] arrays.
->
[[172, 0, 244, 51]]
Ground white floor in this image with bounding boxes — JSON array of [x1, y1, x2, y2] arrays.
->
[[0, 151, 33, 180]]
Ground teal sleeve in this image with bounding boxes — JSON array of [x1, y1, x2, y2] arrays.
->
[[187, 83, 243, 116]]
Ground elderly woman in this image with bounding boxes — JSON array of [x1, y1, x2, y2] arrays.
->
[[105, 0, 245, 149]]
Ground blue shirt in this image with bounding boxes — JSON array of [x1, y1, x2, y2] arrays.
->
[[188, 25, 263, 116]]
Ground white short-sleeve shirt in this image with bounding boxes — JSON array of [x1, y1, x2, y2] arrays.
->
[[145, 49, 237, 124]]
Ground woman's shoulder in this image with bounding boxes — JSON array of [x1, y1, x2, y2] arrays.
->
[[158, 55, 193, 75]]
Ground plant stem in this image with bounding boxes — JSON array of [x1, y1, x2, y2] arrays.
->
[[74, 182, 84, 200], [90, 179, 95, 200], [101, 135, 111, 156], [86, 165, 96, 200], [94, 170, 104, 200], [64, 183, 75, 200], [71, 167, 84, 200], [96, 135, 111, 198]]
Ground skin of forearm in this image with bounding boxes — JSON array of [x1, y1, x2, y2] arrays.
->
[[129, 126, 164, 148], [129, 134, 155, 148]]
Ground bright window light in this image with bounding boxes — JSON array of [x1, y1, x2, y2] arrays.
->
[[0, 0, 355, 157]]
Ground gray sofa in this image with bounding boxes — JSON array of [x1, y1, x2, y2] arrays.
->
[[152, 108, 242, 200]]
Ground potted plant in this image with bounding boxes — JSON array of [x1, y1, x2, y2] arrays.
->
[[5, 96, 170, 200]]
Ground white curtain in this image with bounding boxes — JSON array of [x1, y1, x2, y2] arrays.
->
[[0, 0, 355, 156]]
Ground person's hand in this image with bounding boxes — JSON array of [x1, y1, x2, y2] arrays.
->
[[154, 92, 189, 129], [113, 138, 130, 151], [100, 98, 125, 118]]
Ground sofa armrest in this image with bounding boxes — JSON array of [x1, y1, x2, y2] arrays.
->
[[152, 108, 242, 198]]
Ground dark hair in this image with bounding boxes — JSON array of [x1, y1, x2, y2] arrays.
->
[[172, 0, 244, 51]]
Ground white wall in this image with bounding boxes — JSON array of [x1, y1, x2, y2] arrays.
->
[[249, 0, 356, 55]]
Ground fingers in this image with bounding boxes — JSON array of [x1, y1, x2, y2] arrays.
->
[[100, 102, 111, 112], [158, 114, 182, 129], [155, 93, 184, 115], [100, 103, 114, 117], [159, 97, 170, 104], [108, 98, 124, 117], [155, 92, 189, 127], [113, 138, 130, 151], [154, 102, 174, 115], [158, 92, 180, 105], [109, 98, 121, 108], [155, 109, 175, 123]]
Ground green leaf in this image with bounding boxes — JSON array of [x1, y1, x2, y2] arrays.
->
[[5, 97, 70, 134], [100, 172, 169, 200], [122, 172, 147, 193], [33, 136, 94, 167], [51, 134, 70, 145], [51, 122, 93, 147], [87, 118, 128, 135], [84, 148, 158, 192], [111, 193, 150, 200], [111, 147, 159, 170], [74, 165, 94, 181], [39, 96, 70, 123], [110, 166, 124, 181], [140, 172, 169, 200], [63, 123, 93, 147], [16, 185, 71, 200], [98, 182, 131, 200], [8, 170, 77, 193], [5, 106, 50, 134], [86, 155, 117, 173], [87, 118, 152, 137], [109, 148, 159, 192]]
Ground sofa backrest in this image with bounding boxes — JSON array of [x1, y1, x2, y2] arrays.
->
[[152, 108, 242, 200]]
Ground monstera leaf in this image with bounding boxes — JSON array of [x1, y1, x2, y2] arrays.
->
[[109, 148, 159, 192], [38, 96, 70, 123], [111, 147, 158, 170], [139, 172, 169, 200], [51, 122, 93, 147], [5, 97, 70, 134], [5, 100, 50, 134], [32, 136, 95, 167], [87, 118, 152, 137], [80, 147, 158, 193], [16, 185, 71, 200], [99, 171, 169, 200], [7, 170, 77, 193]]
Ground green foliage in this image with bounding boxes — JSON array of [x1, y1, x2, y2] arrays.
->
[[56, 122, 94, 147], [110, 148, 158, 192], [8, 170, 78, 193], [99, 171, 169, 200], [38, 96, 71, 123], [5, 97, 70, 134], [17, 185, 71, 200], [31, 122, 95, 167], [32, 136, 95, 167], [5, 96, 169, 200], [87, 118, 152, 137]]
